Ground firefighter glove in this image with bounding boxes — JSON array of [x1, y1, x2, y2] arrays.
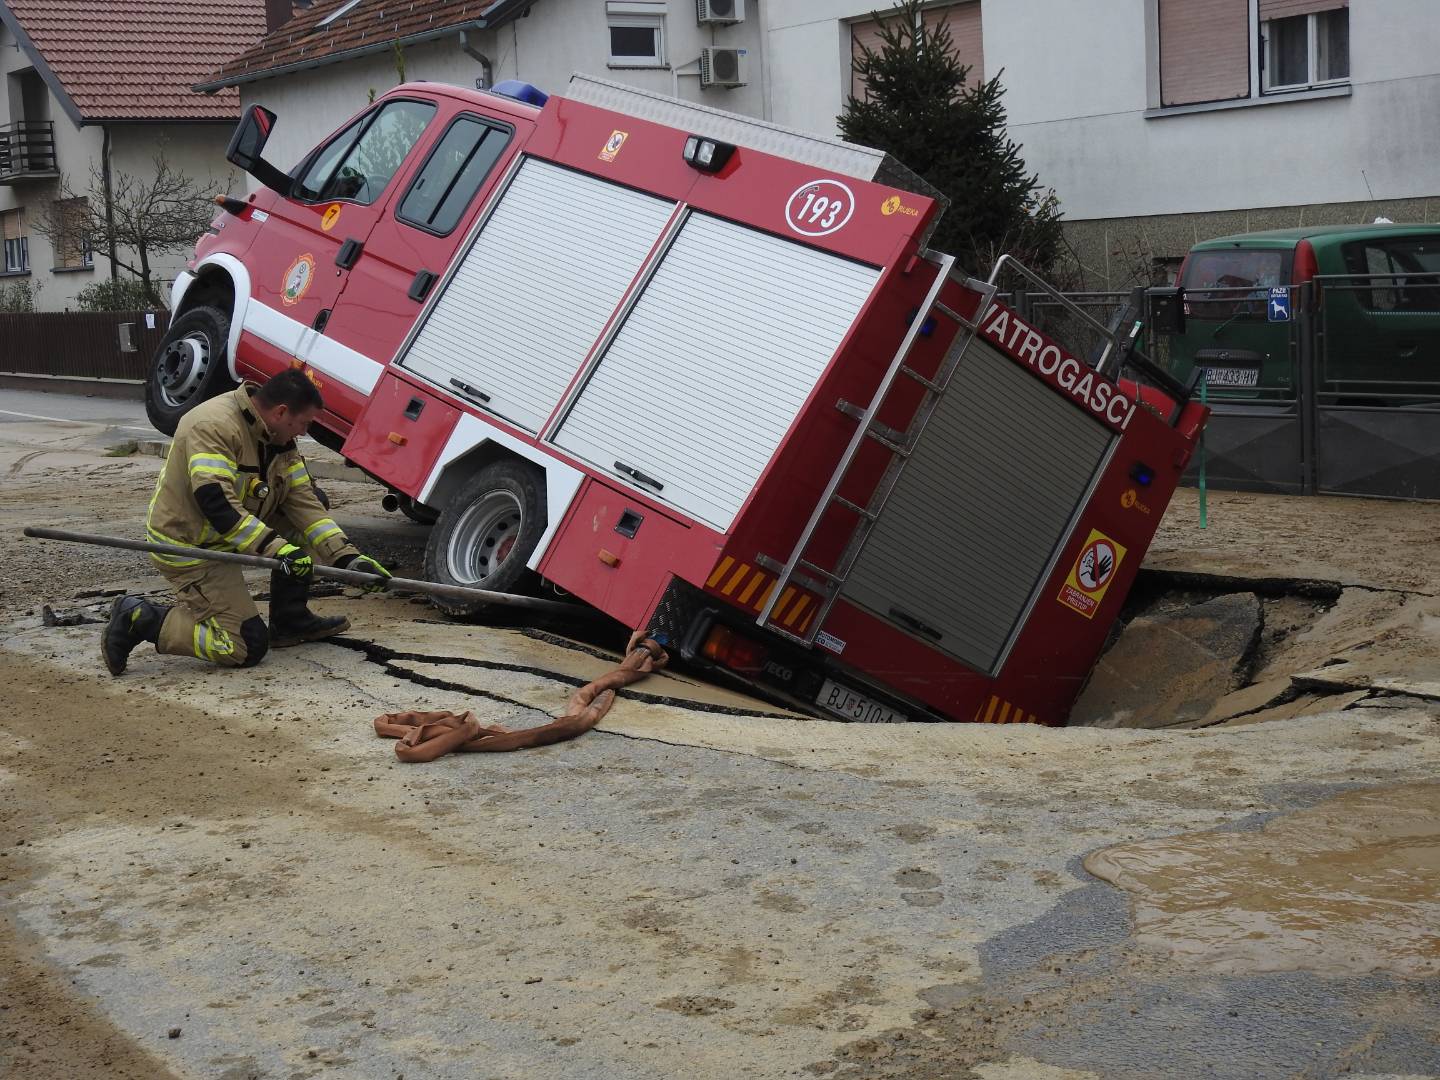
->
[[342, 553, 391, 593], [275, 543, 314, 578]]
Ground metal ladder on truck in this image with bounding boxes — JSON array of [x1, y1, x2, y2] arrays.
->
[[756, 251, 998, 646]]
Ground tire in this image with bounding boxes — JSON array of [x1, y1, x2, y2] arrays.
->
[[144, 305, 234, 435], [398, 494, 440, 525], [424, 461, 547, 618]]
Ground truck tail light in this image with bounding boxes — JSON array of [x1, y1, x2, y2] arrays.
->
[[1293, 239, 1318, 285], [701, 624, 768, 675]]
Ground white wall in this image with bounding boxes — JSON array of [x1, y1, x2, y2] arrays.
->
[[761, 0, 1440, 221], [239, 0, 766, 183]]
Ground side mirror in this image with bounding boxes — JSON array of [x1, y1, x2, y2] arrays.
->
[[226, 105, 292, 197]]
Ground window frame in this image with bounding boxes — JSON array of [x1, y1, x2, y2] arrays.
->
[[607, 13, 666, 68], [1, 209, 28, 274], [1261, 8, 1350, 95], [1150, 0, 1351, 116], [395, 112, 515, 238], [291, 96, 438, 207], [53, 196, 92, 271]]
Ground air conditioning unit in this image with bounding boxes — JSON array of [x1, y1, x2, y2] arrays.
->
[[700, 46, 748, 88], [697, 0, 745, 24]]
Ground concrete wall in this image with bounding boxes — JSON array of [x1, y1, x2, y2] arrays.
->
[[239, 0, 766, 184], [0, 19, 233, 312]]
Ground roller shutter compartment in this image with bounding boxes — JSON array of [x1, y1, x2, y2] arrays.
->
[[553, 212, 881, 530], [840, 338, 1115, 674], [398, 157, 676, 433]]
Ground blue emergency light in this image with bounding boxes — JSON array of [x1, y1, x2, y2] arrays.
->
[[491, 80, 548, 107]]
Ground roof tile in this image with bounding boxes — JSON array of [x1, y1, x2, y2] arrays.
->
[[7, 0, 266, 120], [206, 0, 507, 88]]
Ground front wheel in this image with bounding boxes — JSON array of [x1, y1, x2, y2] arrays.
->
[[144, 305, 235, 435], [424, 461, 547, 618]]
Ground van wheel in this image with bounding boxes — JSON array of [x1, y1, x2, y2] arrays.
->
[[425, 461, 547, 618], [145, 305, 234, 435]]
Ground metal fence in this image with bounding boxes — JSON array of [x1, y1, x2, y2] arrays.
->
[[0, 310, 169, 381], [1000, 273, 1440, 501]]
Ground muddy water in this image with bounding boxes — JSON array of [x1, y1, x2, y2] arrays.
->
[[1084, 783, 1440, 977]]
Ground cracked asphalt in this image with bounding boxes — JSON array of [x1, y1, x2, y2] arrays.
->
[[2, 395, 1439, 1079]]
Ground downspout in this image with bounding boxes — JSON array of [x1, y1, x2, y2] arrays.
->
[[101, 124, 117, 283], [459, 28, 494, 89]]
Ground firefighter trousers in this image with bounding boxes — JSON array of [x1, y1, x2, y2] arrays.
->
[[153, 511, 320, 668]]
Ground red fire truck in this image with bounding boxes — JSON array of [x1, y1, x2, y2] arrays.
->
[[150, 75, 1206, 726]]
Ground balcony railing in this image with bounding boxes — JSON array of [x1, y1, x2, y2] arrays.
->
[[0, 121, 59, 183]]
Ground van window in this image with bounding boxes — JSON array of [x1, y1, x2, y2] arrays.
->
[[397, 115, 512, 236], [1341, 237, 1440, 313], [1181, 249, 1288, 319], [294, 99, 437, 205]]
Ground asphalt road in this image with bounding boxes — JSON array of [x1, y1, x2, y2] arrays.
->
[[0, 387, 154, 438]]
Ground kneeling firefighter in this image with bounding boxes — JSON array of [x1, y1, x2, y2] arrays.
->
[[103, 369, 391, 674]]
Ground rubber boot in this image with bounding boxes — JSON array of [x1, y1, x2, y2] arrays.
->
[[101, 595, 170, 676], [268, 568, 350, 647]]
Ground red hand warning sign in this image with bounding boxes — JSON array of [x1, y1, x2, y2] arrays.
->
[[1057, 528, 1127, 619]]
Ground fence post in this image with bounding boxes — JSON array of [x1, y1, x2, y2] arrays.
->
[[1298, 281, 1318, 496]]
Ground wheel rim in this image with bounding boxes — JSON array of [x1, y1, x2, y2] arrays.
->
[[447, 489, 523, 585], [155, 333, 212, 408]]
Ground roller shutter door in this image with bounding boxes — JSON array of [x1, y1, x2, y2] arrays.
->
[[553, 212, 881, 530], [840, 339, 1114, 673], [398, 158, 676, 433]]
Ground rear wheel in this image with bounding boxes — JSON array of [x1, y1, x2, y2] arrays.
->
[[144, 305, 234, 435], [425, 461, 546, 618]]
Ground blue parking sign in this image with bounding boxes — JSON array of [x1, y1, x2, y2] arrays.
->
[[1268, 287, 1291, 322]]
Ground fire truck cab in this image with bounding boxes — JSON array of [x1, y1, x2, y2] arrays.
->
[[153, 75, 1206, 727]]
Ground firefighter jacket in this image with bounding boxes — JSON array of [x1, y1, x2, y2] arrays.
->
[[146, 383, 360, 571]]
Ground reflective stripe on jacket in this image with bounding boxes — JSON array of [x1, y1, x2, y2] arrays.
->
[[146, 383, 359, 569]]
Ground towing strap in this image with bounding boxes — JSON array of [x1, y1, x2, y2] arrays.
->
[[373, 632, 668, 761]]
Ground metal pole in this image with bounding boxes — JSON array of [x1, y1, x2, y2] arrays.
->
[[22, 527, 587, 618]]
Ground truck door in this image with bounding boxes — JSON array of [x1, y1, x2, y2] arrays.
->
[[319, 110, 528, 394], [247, 97, 439, 426]]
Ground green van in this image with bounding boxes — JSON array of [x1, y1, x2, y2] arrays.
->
[[1167, 223, 1440, 405]]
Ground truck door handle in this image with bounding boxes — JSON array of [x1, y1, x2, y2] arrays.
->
[[335, 237, 364, 270], [449, 378, 491, 405], [409, 269, 438, 302], [312, 307, 330, 333], [888, 607, 942, 641], [613, 461, 664, 493]]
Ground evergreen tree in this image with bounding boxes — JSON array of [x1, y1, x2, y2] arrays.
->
[[840, 0, 1065, 275]]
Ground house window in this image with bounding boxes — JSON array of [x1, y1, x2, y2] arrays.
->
[[1156, 0, 1349, 109], [1, 208, 28, 274], [54, 197, 92, 270], [1261, 4, 1349, 92], [850, 2, 983, 103], [607, 7, 665, 68]]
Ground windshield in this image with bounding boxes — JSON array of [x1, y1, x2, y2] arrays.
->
[[1181, 249, 1289, 320]]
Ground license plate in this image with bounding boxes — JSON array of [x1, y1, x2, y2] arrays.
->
[[1202, 366, 1260, 387], [816, 678, 909, 724]]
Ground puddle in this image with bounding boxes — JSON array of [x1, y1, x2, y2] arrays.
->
[[1083, 783, 1440, 977]]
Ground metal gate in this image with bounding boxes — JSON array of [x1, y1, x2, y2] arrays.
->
[[1312, 276, 1440, 500]]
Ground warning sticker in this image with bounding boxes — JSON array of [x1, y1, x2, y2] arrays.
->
[[1057, 528, 1127, 619], [598, 130, 629, 163]]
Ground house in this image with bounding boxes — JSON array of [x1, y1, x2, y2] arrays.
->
[[197, 0, 764, 178], [0, 0, 265, 311], [762, 0, 1440, 286]]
